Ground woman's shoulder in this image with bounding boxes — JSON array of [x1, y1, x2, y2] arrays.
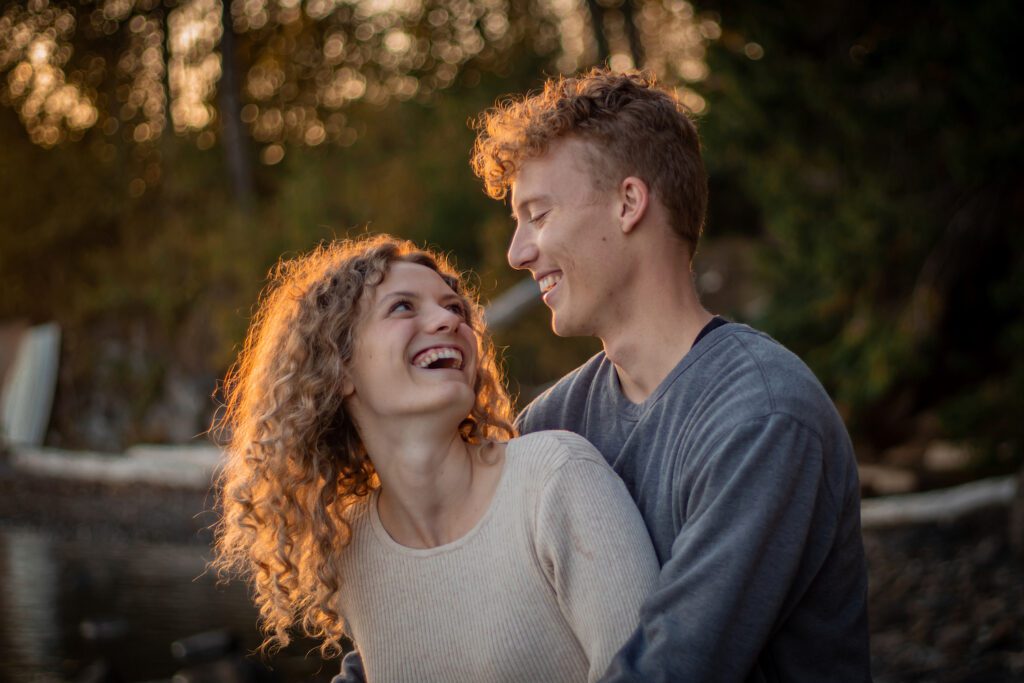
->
[[339, 494, 376, 540], [506, 430, 610, 476], [333, 493, 384, 580]]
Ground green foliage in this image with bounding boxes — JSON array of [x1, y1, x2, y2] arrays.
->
[[699, 0, 1024, 463], [0, 60, 594, 448], [3, 0, 1020, 470]]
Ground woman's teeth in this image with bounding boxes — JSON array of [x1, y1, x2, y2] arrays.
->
[[413, 347, 463, 369]]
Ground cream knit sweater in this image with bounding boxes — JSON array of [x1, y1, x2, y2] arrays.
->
[[335, 430, 659, 683]]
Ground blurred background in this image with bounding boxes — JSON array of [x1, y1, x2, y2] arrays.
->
[[0, 0, 1021, 680]]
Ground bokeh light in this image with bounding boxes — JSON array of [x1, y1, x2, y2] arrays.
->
[[0, 3, 99, 148], [1, 0, 717, 150], [169, 0, 222, 134]]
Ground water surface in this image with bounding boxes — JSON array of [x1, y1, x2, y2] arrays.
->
[[0, 526, 333, 682]]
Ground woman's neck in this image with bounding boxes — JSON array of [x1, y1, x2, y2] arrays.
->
[[361, 419, 504, 548]]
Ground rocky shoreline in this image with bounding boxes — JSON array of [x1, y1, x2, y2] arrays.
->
[[867, 505, 1023, 682], [0, 463, 217, 545]]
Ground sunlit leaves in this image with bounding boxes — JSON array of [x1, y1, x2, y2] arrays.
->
[[1, 0, 719, 152], [0, 2, 98, 147], [169, 0, 222, 133], [121, 13, 166, 141]]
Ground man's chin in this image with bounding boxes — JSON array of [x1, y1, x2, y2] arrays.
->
[[550, 313, 582, 338]]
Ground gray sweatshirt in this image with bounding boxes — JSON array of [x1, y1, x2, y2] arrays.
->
[[517, 322, 871, 683]]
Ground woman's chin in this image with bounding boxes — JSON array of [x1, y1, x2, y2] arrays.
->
[[441, 387, 477, 417], [392, 384, 475, 423]]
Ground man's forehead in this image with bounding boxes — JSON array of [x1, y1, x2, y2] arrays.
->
[[512, 138, 603, 205], [512, 140, 584, 194]]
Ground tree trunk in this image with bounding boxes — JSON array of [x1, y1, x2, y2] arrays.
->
[[620, 0, 644, 68], [584, 0, 609, 66], [217, 0, 255, 211]]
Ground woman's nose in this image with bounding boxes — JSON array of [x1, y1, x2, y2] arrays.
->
[[424, 304, 462, 333]]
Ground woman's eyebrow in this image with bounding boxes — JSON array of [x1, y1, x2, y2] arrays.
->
[[379, 290, 465, 306], [377, 290, 418, 308], [380, 290, 418, 301]]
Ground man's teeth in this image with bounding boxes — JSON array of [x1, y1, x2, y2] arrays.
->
[[414, 347, 463, 369], [538, 273, 561, 294]]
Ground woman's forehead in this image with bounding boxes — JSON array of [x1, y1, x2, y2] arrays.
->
[[374, 261, 457, 297]]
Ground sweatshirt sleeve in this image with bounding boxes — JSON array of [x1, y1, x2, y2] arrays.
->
[[599, 413, 842, 682], [534, 435, 660, 683], [330, 650, 366, 683]]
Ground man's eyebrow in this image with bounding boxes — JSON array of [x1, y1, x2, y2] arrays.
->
[[510, 194, 547, 219], [510, 200, 526, 220]]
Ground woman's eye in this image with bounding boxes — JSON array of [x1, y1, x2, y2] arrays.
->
[[389, 300, 413, 313], [447, 303, 467, 317]]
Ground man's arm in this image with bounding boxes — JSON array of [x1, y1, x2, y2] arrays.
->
[[600, 414, 848, 682], [330, 649, 366, 683]]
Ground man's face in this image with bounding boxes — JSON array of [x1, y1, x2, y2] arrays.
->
[[508, 138, 623, 338]]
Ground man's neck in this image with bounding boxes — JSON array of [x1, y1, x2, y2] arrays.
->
[[600, 276, 712, 405]]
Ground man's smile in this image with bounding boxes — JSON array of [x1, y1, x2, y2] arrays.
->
[[537, 271, 562, 295]]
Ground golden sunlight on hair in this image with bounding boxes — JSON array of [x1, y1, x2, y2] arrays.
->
[[210, 235, 514, 658]]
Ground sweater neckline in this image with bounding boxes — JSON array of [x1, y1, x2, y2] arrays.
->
[[604, 321, 738, 420], [366, 439, 515, 558]]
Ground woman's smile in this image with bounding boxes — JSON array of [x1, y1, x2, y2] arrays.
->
[[343, 261, 478, 420], [411, 345, 465, 370]]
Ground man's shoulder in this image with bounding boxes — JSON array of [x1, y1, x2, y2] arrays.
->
[[684, 325, 856, 478], [686, 324, 837, 419], [516, 351, 608, 433], [517, 323, 844, 438], [691, 323, 804, 377]]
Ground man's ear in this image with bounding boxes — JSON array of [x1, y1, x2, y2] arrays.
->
[[618, 176, 649, 234]]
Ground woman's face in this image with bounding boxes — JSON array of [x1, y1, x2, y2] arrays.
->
[[342, 261, 478, 425]]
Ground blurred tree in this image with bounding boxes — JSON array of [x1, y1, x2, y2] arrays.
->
[[6, 0, 1019, 478], [698, 0, 1024, 470], [0, 0, 714, 171], [0, 0, 717, 449]]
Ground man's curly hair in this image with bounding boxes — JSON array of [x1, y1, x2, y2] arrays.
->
[[471, 68, 708, 252], [210, 234, 515, 658]]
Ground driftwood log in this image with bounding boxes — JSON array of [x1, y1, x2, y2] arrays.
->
[[861, 474, 1018, 530]]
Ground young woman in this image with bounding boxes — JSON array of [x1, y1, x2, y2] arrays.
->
[[212, 234, 658, 682]]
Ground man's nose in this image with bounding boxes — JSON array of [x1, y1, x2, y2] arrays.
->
[[507, 224, 538, 270]]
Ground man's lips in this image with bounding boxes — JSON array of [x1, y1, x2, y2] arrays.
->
[[537, 271, 562, 295]]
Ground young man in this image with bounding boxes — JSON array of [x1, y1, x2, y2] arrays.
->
[[470, 69, 871, 681]]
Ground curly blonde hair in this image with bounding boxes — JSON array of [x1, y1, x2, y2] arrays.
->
[[471, 68, 707, 252], [211, 234, 515, 658]]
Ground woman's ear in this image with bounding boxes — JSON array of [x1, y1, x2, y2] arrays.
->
[[341, 373, 355, 398], [618, 176, 650, 234]]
